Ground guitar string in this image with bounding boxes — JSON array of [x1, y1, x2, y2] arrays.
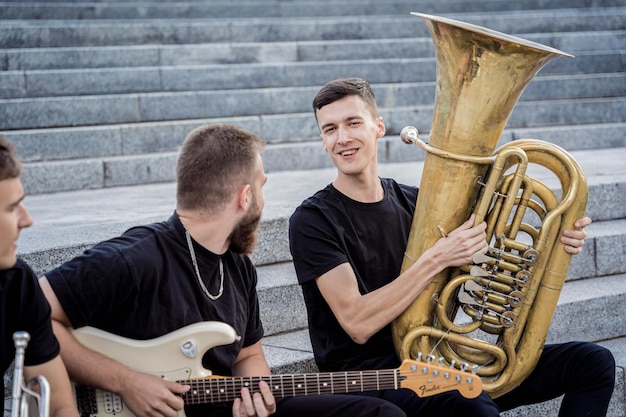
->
[[183, 371, 405, 401]]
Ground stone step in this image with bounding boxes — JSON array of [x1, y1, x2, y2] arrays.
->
[[2, 77, 623, 131], [1, 7, 625, 48], [1, 0, 623, 4], [547, 274, 626, 344], [6, 117, 626, 166], [2, 0, 624, 20], [16, 145, 626, 275], [2, 30, 623, 71], [4, 99, 625, 194], [1, 51, 624, 99]]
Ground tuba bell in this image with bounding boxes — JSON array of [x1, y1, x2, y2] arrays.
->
[[391, 13, 588, 397], [10, 332, 50, 417]]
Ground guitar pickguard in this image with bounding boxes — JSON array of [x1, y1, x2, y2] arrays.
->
[[71, 322, 240, 417]]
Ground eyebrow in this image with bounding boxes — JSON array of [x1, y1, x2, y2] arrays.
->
[[6, 194, 25, 210], [320, 115, 362, 132]]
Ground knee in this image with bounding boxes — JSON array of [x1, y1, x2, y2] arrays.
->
[[592, 344, 616, 382], [371, 402, 406, 417], [445, 391, 500, 417], [575, 342, 616, 385]]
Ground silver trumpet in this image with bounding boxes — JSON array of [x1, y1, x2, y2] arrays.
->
[[11, 332, 50, 417]]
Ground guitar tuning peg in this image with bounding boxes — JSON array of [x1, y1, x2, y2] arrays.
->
[[438, 357, 445, 366], [416, 352, 423, 362], [472, 365, 479, 374], [460, 362, 469, 372], [449, 359, 456, 369], [426, 354, 435, 363]]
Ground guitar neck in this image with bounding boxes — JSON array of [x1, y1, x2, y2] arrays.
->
[[70, 324, 482, 414], [183, 369, 398, 404]]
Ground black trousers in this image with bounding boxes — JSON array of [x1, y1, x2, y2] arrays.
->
[[272, 341, 615, 417]]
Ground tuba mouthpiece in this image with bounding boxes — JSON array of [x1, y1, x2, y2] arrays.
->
[[400, 126, 419, 144]]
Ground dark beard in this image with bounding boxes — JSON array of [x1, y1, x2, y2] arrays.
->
[[228, 205, 261, 256]]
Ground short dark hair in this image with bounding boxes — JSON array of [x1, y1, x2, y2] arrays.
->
[[0, 135, 22, 181], [176, 124, 265, 213], [312, 77, 379, 121]]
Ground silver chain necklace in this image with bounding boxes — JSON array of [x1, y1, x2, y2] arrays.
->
[[183, 227, 224, 301]]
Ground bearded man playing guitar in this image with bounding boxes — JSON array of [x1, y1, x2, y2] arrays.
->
[[40, 124, 440, 417]]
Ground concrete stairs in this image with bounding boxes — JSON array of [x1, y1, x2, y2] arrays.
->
[[2, 0, 625, 415]]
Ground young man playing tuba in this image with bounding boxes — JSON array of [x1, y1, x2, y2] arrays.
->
[[289, 78, 616, 417]]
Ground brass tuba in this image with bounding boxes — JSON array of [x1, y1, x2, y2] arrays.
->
[[391, 13, 588, 397], [11, 332, 50, 417]]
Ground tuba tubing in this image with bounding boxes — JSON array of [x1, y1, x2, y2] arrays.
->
[[391, 13, 587, 397], [11, 332, 50, 417]]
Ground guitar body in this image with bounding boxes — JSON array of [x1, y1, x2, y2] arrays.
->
[[71, 321, 240, 417], [70, 322, 482, 417]]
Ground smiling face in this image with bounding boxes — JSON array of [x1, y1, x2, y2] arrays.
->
[[316, 95, 386, 180], [0, 177, 33, 269]]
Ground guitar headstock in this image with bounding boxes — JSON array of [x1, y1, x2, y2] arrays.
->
[[397, 358, 482, 399]]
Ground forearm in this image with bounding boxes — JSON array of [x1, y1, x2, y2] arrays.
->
[[52, 320, 132, 394], [336, 251, 444, 343], [24, 356, 79, 417], [324, 219, 487, 344], [232, 341, 271, 377]]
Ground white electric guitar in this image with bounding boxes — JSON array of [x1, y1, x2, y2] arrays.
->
[[71, 322, 482, 417]]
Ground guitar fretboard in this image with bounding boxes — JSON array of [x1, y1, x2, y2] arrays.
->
[[181, 369, 399, 404]]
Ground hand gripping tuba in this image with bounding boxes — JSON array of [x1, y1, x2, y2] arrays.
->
[[391, 13, 588, 397]]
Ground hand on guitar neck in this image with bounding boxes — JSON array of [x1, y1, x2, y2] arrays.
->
[[71, 322, 482, 417]]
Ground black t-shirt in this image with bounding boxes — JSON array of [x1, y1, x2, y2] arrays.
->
[[45, 211, 263, 414], [289, 178, 418, 372], [1, 259, 60, 396]]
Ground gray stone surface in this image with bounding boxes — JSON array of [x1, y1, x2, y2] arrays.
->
[[5, 0, 623, 21], [507, 123, 626, 151], [547, 274, 626, 343], [3, 56, 622, 100], [2, 93, 624, 139], [23, 67, 162, 98], [0, 94, 141, 130], [2, 32, 621, 72], [257, 262, 308, 336], [2, 8, 626, 48], [20, 158, 104, 194], [595, 226, 626, 276], [102, 153, 178, 187], [4, 126, 123, 162]]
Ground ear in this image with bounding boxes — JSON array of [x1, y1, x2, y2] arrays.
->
[[237, 183, 252, 211], [376, 116, 386, 138]]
